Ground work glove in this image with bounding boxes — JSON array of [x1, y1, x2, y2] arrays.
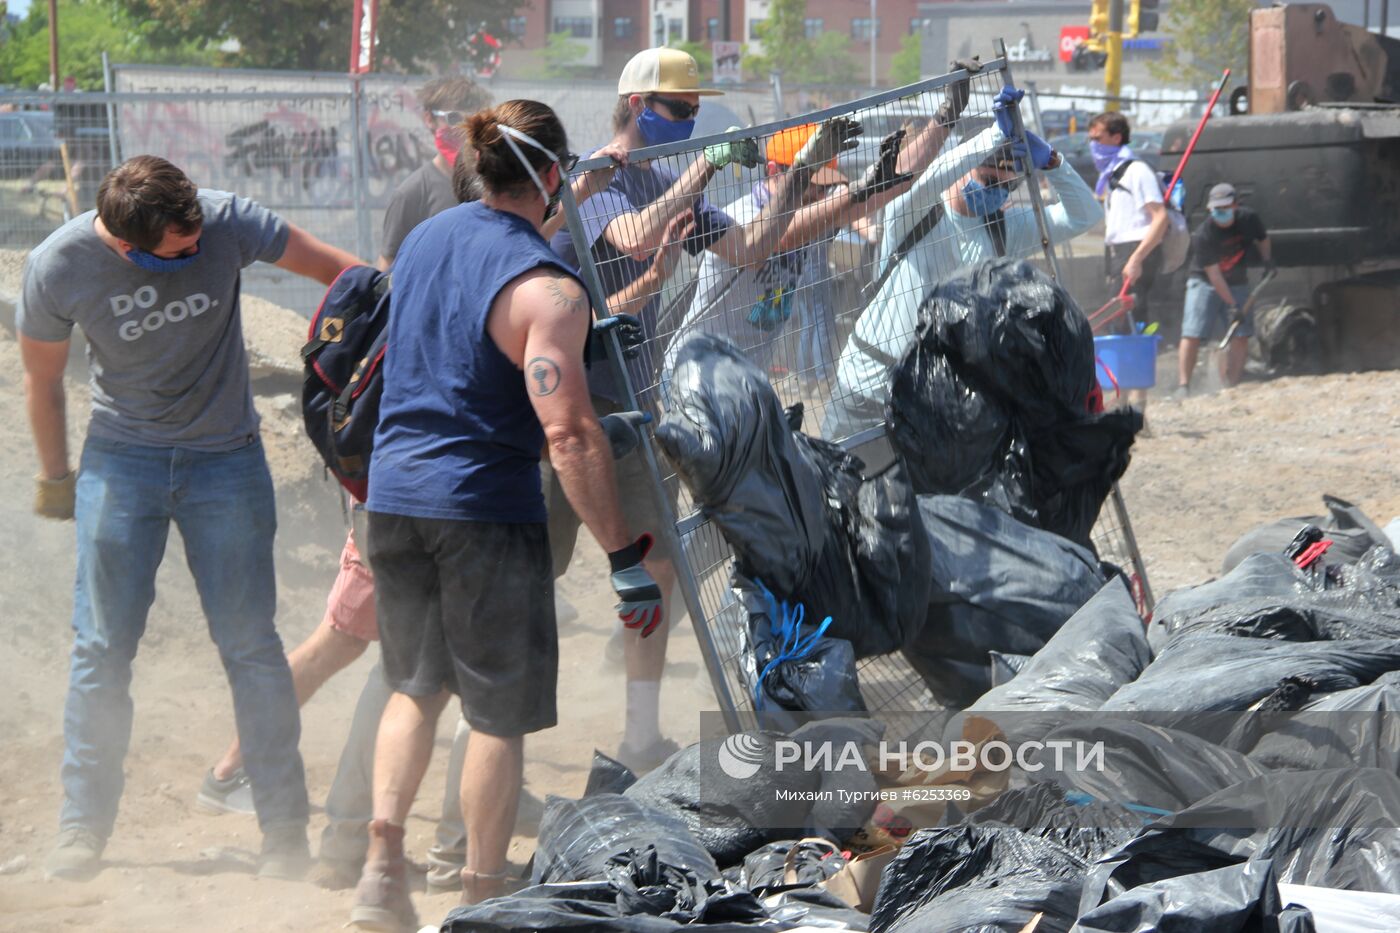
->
[[592, 313, 645, 360], [599, 410, 652, 460], [792, 116, 862, 170], [993, 86, 1027, 140], [609, 534, 664, 636], [1262, 260, 1278, 277], [936, 56, 983, 127], [1008, 129, 1055, 171], [849, 129, 915, 203], [704, 130, 762, 170], [34, 470, 76, 521]]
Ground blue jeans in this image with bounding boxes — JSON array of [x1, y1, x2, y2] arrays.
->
[[62, 435, 308, 837]]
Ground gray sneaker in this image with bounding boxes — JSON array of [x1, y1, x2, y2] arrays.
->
[[196, 768, 255, 816], [258, 824, 311, 880], [1168, 383, 1191, 401], [44, 826, 104, 881], [614, 736, 681, 775]]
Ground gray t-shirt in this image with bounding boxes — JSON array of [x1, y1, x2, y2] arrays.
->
[[379, 161, 457, 262], [17, 189, 290, 450]]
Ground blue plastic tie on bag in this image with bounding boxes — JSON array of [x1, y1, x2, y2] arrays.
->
[[1064, 789, 1173, 823], [752, 578, 834, 710]]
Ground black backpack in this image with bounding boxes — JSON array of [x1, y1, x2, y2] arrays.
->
[[301, 264, 392, 502]]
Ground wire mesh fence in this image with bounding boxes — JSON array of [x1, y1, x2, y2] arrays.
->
[[558, 52, 1152, 733]]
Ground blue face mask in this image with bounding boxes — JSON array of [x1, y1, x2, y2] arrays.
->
[[1210, 208, 1236, 226], [1090, 140, 1124, 173], [126, 243, 200, 273], [962, 179, 1009, 217], [636, 107, 695, 147]]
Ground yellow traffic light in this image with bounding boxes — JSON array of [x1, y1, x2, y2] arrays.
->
[[1128, 0, 1161, 37], [1091, 0, 1110, 40]]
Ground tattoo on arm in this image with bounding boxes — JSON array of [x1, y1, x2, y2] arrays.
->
[[545, 276, 589, 315], [527, 356, 562, 396]]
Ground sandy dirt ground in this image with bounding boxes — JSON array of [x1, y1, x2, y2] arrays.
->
[[1, 290, 1399, 930]]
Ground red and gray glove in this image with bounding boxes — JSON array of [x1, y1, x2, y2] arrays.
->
[[609, 534, 664, 636]]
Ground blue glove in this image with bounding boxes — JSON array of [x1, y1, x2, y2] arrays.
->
[[993, 86, 1026, 138], [1009, 130, 1055, 171], [609, 534, 664, 636]]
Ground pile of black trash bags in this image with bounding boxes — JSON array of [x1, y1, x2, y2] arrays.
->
[[654, 259, 1138, 709]]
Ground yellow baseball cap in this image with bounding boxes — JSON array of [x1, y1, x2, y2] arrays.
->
[[618, 48, 724, 97], [765, 124, 848, 185]]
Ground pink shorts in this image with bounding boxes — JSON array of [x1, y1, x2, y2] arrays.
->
[[324, 528, 378, 642]]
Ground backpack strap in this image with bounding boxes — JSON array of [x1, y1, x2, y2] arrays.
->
[[864, 201, 947, 299], [1107, 158, 1137, 194], [986, 211, 1008, 258]]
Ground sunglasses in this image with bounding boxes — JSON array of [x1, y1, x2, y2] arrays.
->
[[646, 95, 700, 121], [559, 151, 580, 172], [431, 109, 466, 125]]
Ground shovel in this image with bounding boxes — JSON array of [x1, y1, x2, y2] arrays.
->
[[1217, 267, 1277, 350]]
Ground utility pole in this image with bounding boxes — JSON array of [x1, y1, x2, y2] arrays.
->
[[720, 0, 731, 42], [1105, 0, 1124, 111], [48, 0, 59, 90]]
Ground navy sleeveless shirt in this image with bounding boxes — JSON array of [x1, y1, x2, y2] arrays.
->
[[368, 200, 581, 523]]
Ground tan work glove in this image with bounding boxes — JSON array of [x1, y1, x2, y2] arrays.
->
[[35, 470, 76, 521]]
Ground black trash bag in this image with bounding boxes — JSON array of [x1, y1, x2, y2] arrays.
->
[[440, 881, 775, 932], [1036, 720, 1268, 814], [1223, 494, 1391, 574], [532, 794, 718, 885], [1101, 634, 1400, 721], [887, 258, 1141, 547], [605, 846, 768, 925], [736, 573, 866, 725], [730, 839, 846, 894], [657, 333, 931, 658], [791, 717, 885, 844], [764, 887, 870, 931], [1074, 858, 1317, 933], [959, 579, 1152, 745], [1148, 553, 1400, 652], [956, 782, 1142, 865], [624, 733, 821, 867], [870, 824, 1088, 933], [583, 751, 637, 798], [989, 652, 1031, 687], [905, 495, 1107, 707], [1081, 768, 1400, 896], [1244, 671, 1400, 773]]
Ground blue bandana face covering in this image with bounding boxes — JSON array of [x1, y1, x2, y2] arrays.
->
[[1090, 140, 1124, 173], [636, 107, 695, 147], [125, 243, 201, 272], [962, 179, 1009, 217]]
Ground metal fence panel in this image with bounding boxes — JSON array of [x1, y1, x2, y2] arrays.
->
[[558, 54, 1151, 733]]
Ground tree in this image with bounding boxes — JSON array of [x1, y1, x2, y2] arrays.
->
[[890, 31, 921, 87], [1148, 0, 1254, 89], [115, 0, 522, 73], [536, 31, 586, 79], [744, 0, 858, 85], [0, 0, 213, 89]]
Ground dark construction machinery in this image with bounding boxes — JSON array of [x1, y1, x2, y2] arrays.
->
[[1159, 3, 1400, 374]]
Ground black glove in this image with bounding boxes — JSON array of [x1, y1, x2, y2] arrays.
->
[[599, 410, 651, 460], [609, 534, 664, 636], [936, 56, 982, 127], [1263, 260, 1278, 277], [849, 129, 915, 203], [591, 313, 645, 360]]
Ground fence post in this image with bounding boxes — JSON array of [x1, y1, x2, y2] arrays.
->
[[555, 169, 745, 735], [769, 69, 786, 120], [101, 51, 120, 169], [349, 74, 373, 262], [995, 39, 1063, 283]]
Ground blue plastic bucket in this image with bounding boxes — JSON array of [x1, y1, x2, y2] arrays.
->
[[1094, 334, 1160, 391]]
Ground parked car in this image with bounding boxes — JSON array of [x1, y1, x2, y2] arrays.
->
[[0, 111, 60, 179], [1049, 129, 1163, 188]]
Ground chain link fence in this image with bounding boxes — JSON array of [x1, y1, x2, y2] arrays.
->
[[559, 52, 1151, 732]]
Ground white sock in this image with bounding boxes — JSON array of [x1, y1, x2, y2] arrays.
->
[[624, 680, 662, 750]]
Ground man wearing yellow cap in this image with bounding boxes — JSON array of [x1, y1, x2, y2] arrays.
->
[[547, 47, 858, 772]]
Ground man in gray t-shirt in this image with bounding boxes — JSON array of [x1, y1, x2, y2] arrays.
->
[[18, 155, 359, 883]]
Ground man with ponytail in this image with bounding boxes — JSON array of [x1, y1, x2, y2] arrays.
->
[[350, 100, 663, 929]]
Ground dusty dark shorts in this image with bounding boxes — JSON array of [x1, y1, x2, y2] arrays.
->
[[364, 511, 557, 737]]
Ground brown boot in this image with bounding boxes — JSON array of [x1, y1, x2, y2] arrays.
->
[[459, 867, 509, 906], [350, 820, 418, 932]]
